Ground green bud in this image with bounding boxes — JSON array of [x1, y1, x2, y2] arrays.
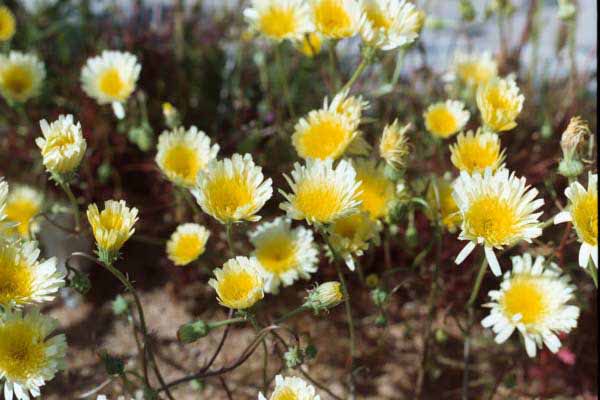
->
[[558, 158, 584, 179], [112, 295, 129, 316], [190, 379, 205, 391], [97, 161, 112, 184], [284, 346, 304, 369], [405, 224, 418, 248], [371, 288, 389, 307], [304, 282, 345, 313], [69, 269, 91, 295], [99, 350, 124, 376], [434, 328, 448, 343], [177, 320, 211, 343], [374, 314, 388, 327], [459, 0, 476, 22], [304, 344, 318, 360]]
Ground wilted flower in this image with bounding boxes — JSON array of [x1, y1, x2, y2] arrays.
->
[[0, 6, 16, 42], [166, 223, 210, 266], [452, 51, 498, 88], [328, 211, 380, 270], [280, 158, 361, 225], [0, 309, 67, 400], [353, 159, 395, 220], [0, 241, 64, 307], [87, 199, 139, 264], [378, 120, 410, 169], [36, 115, 87, 177], [209, 256, 264, 310], [249, 217, 318, 294], [259, 375, 321, 400], [453, 168, 544, 276], [423, 100, 470, 139], [476, 76, 524, 133], [558, 116, 589, 179], [309, 0, 363, 39], [4, 185, 43, 239], [360, 0, 424, 50], [155, 126, 219, 188], [0, 51, 46, 103], [81, 50, 141, 119], [450, 129, 505, 174], [482, 253, 579, 357], [192, 154, 272, 224], [244, 0, 313, 42], [554, 173, 598, 269]]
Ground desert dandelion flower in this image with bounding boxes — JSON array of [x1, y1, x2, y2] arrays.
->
[[81, 50, 141, 119], [0, 51, 45, 104], [450, 129, 505, 174], [0, 241, 64, 307], [476, 76, 524, 133], [156, 126, 219, 188], [244, 0, 312, 42], [86, 199, 139, 264], [36, 115, 87, 177], [378, 120, 410, 169], [453, 168, 544, 276], [353, 159, 395, 220], [326, 89, 368, 129], [310, 0, 362, 39], [259, 375, 321, 400], [209, 256, 264, 310], [482, 253, 579, 357], [4, 185, 43, 239], [452, 51, 498, 88], [296, 32, 323, 57], [166, 223, 210, 267], [0, 309, 67, 400], [426, 176, 461, 232], [328, 211, 380, 270], [554, 173, 598, 269], [423, 100, 470, 139], [249, 217, 318, 294], [192, 154, 272, 224], [0, 6, 16, 42], [360, 0, 424, 50], [280, 158, 361, 225]]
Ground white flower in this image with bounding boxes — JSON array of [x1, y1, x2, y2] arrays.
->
[[453, 168, 544, 276], [249, 217, 318, 294], [258, 375, 321, 400], [481, 253, 580, 358], [155, 126, 219, 188], [0, 309, 67, 400], [360, 0, 424, 50], [279, 158, 361, 225], [0, 51, 45, 103], [554, 173, 598, 269], [80, 50, 141, 119], [244, 0, 313, 42], [192, 154, 273, 224], [36, 115, 87, 176], [0, 241, 64, 307]]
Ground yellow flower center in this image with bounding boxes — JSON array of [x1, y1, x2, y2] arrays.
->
[[365, 4, 391, 30], [163, 144, 201, 185], [356, 169, 394, 219], [500, 276, 547, 325], [98, 210, 125, 231], [1, 65, 34, 97], [458, 62, 494, 86], [218, 271, 257, 304], [0, 252, 33, 305], [0, 321, 46, 381], [299, 32, 322, 57], [204, 175, 253, 221], [42, 132, 76, 157], [0, 8, 16, 41], [426, 107, 458, 137], [465, 195, 517, 246], [273, 387, 298, 400], [571, 191, 598, 245], [255, 235, 297, 274], [5, 198, 40, 238], [172, 234, 204, 264], [453, 139, 501, 173], [297, 117, 351, 159], [98, 67, 130, 100], [258, 6, 298, 39], [314, 0, 352, 38], [294, 181, 344, 222], [332, 213, 360, 238], [485, 86, 510, 110]]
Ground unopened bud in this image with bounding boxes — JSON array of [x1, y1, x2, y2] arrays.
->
[[162, 102, 181, 129], [371, 288, 389, 307], [365, 274, 380, 289], [177, 320, 210, 343], [374, 314, 388, 327], [69, 269, 91, 295], [560, 116, 589, 158], [284, 346, 304, 369], [305, 282, 345, 313]]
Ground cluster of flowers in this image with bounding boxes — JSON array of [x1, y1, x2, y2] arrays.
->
[[0, 0, 596, 398]]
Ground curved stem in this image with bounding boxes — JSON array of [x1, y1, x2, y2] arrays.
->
[[340, 46, 375, 94], [275, 44, 295, 118], [273, 305, 309, 325], [58, 181, 81, 232]]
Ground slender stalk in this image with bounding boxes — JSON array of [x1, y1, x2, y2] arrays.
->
[[274, 45, 295, 118], [462, 257, 488, 400], [225, 223, 237, 257], [58, 180, 80, 231], [274, 305, 309, 325], [248, 314, 269, 395], [340, 46, 375, 94], [209, 317, 247, 330], [328, 41, 340, 90], [335, 261, 357, 400]]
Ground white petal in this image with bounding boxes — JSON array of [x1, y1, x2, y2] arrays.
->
[[112, 102, 125, 119], [553, 211, 572, 224], [543, 333, 561, 353], [524, 335, 537, 357], [485, 247, 501, 276], [495, 325, 514, 343], [579, 243, 592, 268], [455, 241, 476, 265]]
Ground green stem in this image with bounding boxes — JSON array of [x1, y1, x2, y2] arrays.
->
[[275, 45, 295, 118], [59, 180, 80, 232], [274, 305, 309, 325], [586, 265, 598, 288], [248, 314, 269, 394], [225, 223, 237, 257], [340, 46, 375, 94], [209, 317, 247, 330], [328, 41, 340, 91]]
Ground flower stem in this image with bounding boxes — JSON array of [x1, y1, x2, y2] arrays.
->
[[248, 313, 269, 394], [58, 180, 80, 232], [275, 44, 295, 118], [225, 223, 237, 257], [340, 46, 375, 94], [328, 41, 340, 91], [274, 304, 309, 325], [209, 317, 247, 330]]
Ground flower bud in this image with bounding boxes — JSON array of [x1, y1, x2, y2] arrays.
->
[[162, 102, 181, 129], [177, 320, 210, 344], [305, 282, 344, 313], [371, 288, 389, 307], [560, 116, 589, 158], [68, 269, 92, 295], [283, 346, 304, 369]]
